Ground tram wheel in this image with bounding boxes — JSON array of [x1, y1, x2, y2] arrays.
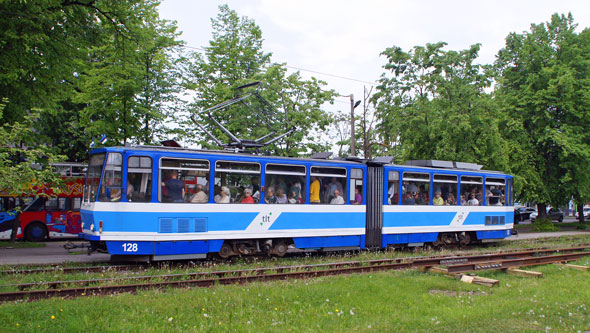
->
[[218, 243, 234, 259], [458, 233, 472, 247], [271, 240, 288, 257]]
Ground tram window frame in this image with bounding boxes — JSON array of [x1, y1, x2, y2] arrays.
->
[[402, 172, 430, 205], [98, 153, 123, 202], [214, 160, 261, 204], [508, 178, 514, 206], [388, 171, 400, 205], [460, 175, 483, 206], [485, 177, 506, 206], [310, 166, 347, 204], [160, 158, 210, 203], [85, 153, 106, 203], [349, 168, 363, 204], [127, 156, 153, 203], [264, 163, 306, 204], [433, 174, 458, 206]]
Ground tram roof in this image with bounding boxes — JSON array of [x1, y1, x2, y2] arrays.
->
[[90, 146, 510, 176]]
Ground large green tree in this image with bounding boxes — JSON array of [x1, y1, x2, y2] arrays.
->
[[0, 0, 184, 160], [495, 13, 590, 219], [185, 5, 336, 155], [373, 42, 508, 169], [74, 1, 185, 146]]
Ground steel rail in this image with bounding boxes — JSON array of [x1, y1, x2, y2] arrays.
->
[[2, 246, 590, 302], [6, 245, 590, 290], [0, 264, 141, 276], [446, 251, 590, 273], [4, 243, 590, 277]]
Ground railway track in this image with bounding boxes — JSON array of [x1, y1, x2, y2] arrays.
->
[[0, 264, 142, 276], [1, 245, 589, 303], [4, 243, 589, 276]]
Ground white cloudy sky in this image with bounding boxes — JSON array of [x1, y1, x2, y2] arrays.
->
[[158, 0, 590, 111]]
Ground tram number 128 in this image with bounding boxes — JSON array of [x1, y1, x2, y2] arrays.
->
[[122, 243, 138, 252]]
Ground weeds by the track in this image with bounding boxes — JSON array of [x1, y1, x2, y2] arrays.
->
[[0, 255, 589, 331]]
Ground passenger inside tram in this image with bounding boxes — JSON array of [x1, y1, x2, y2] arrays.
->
[[240, 188, 255, 204], [330, 189, 344, 204], [214, 186, 230, 203]]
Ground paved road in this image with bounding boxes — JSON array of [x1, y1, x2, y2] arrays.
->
[[0, 241, 110, 266], [508, 230, 589, 240]]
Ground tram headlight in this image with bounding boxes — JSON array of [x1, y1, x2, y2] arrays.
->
[[99, 220, 103, 234], [90, 223, 94, 231]]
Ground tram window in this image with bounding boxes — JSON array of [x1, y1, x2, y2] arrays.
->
[[508, 178, 514, 206], [402, 172, 430, 205], [85, 153, 106, 203], [127, 156, 153, 202], [433, 174, 458, 206], [388, 171, 400, 205], [350, 168, 363, 204], [460, 176, 483, 206], [310, 166, 347, 204], [265, 164, 306, 204], [98, 153, 123, 202], [160, 158, 209, 203], [214, 161, 260, 204], [485, 177, 506, 206]]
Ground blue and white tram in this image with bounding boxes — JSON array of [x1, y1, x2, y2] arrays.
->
[[79, 147, 514, 261]]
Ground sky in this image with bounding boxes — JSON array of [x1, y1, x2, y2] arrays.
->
[[157, 0, 590, 112]]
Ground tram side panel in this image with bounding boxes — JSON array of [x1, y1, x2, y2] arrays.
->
[[381, 166, 514, 248], [82, 202, 367, 257]]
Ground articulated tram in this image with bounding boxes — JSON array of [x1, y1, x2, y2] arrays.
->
[[79, 146, 514, 261]]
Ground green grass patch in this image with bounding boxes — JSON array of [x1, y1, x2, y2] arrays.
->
[[0, 236, 590, 330], [0, 241, 46, 249], [1, 258, 590, 331], [533, 218, 560, 232]]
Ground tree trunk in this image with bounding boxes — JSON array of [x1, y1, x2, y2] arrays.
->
[[577, 204, 585, 223], [536, 203, 547, 221], [9, 212, 21, 242]]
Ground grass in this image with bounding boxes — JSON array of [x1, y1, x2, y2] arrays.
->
[[1, 236, 590, 331], [1, 258, 589, 331], [1, 234, 590, 291], [0, 241, 46, 249]]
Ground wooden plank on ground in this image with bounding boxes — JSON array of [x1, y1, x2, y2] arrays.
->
[[505, 268, 543, 278], [459, 274, 498, 287], [558, 263, 590, 271]]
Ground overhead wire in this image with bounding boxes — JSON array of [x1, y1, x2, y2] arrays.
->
[[180, 44, 378, 87]]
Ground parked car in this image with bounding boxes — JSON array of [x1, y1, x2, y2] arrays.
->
[[530, 207, 564, 223], [514, 207, 536, 223], [575, 207, 590, 219]]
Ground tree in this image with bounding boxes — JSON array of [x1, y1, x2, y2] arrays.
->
[[185, 5, 336, 155], [373, 43, 507, 168], [495, 13, 590, 220], [0, 1, 185, 160], [0, 104, 64, 241], [74, 1, 185, 146]]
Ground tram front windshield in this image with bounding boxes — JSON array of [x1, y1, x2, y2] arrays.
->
[[84, 153, 106, 203]]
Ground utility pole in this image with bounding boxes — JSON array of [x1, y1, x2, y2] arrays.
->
[[350, 94, 355, 156]]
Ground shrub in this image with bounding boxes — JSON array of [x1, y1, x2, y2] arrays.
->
[[533, 217, 559, 232]]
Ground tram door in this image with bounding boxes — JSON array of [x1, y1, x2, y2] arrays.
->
[[365, 166, 383, 249]]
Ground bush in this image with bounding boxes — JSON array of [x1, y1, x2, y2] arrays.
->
[[533, 217, 559, 232]]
